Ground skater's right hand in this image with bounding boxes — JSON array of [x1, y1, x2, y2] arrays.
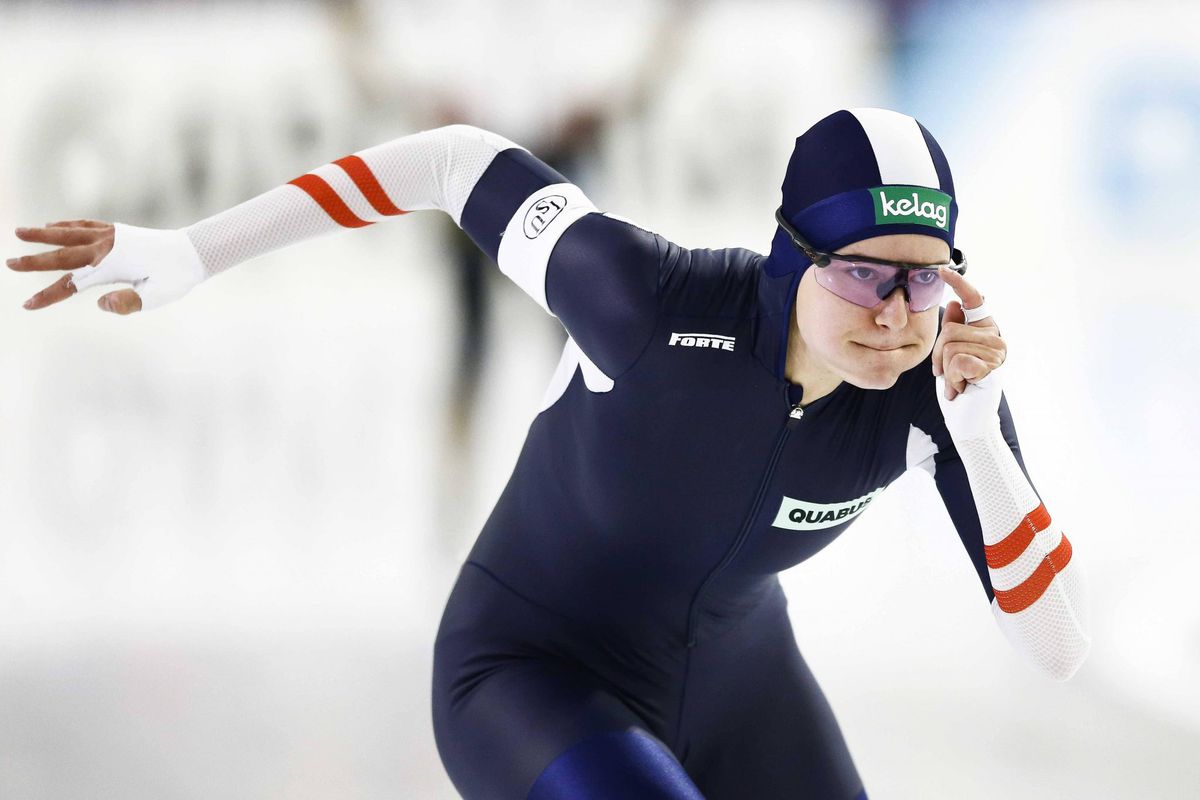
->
[[8, 220, 207, 314], [8, 220, 123, 311]]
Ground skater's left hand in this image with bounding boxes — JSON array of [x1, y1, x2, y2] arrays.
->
[[931, 264, 1005, 401]]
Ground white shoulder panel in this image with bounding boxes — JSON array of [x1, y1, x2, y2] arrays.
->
[[905, 423, 938, 478], [537, 337, 614, 413]]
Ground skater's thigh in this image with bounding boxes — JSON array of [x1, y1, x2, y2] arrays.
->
[[435, 656, 701, 799], [681, 592, 867, 799]]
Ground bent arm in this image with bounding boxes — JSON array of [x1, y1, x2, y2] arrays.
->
[[909, 365, 1091, 681]]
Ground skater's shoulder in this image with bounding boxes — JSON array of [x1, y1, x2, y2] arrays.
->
[[656, 238, 765, 319]]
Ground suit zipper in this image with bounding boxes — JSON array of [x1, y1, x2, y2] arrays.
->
[[685, 387, 805, 648]]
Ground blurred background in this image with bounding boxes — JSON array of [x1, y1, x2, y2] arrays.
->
[[1, 0, 1197, 797]]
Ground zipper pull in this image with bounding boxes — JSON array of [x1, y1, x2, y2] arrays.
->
[[788, 403, 804, 425]]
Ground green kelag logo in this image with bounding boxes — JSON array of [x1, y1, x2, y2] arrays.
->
[[872, 185, 951, 230]]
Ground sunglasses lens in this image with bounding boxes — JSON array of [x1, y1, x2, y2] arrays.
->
[[814, 262, 897, 308], [814, 263, 947, 312], [906, 268, 946, 311]]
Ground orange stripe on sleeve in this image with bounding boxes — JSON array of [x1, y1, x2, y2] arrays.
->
[[985, 502, 1052, 569], [333, 155, 408, 217], [1028, 503, 1051, 531], [994, 531, 1073, 614], [1047, 531, 1072, 572], [287, 173, 372, 228]]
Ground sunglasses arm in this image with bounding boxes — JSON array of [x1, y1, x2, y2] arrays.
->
[[775, 206, 967, 275]]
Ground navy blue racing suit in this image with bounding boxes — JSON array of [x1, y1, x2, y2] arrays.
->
[[430, 148, 1036, 799]]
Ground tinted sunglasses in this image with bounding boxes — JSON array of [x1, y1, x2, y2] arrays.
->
[[775, 207, 967, 313]]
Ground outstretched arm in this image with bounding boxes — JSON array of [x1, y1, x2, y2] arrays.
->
[[8, 124, 662, 376], [185, 124, 518, 276]]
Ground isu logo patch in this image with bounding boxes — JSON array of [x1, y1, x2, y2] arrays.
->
[[668, 332, 735, 352], [523, 194, 567, 239], [771, 487, 885, 531]]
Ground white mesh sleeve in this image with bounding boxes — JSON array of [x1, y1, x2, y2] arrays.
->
[[954, 424, 1091, 681], [183, 124, 520, 277]]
